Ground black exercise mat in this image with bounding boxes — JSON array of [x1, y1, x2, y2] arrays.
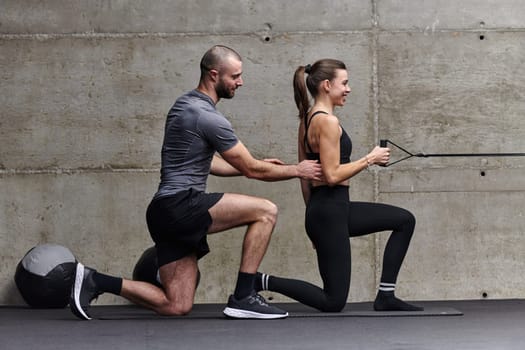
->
[[282, 302, 462, 317], [92, 302, 462, 320]]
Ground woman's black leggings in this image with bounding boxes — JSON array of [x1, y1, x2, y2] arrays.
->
[[267, 185, 416, 312]]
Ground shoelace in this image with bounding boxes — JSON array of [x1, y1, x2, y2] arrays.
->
[[251, 294, 269, 306]]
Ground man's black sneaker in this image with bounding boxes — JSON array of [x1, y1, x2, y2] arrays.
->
[[69, 263, 102, 320], [223, 293, 288, 319]]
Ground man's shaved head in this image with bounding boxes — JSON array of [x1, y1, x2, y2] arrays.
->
[[200, 45, 242, 79]]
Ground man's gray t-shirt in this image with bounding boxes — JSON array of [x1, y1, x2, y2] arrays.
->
[[154, 90, 239, 199]]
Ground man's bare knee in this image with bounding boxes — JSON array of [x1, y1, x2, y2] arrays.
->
[[260, 199, 278, 226], [159, 300, 193, 316]]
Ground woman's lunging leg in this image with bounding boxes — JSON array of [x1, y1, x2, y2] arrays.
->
[[348, 202, 422, 311]]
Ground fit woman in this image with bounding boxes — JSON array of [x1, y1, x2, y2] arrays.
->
[[256, 59, 422, 312]]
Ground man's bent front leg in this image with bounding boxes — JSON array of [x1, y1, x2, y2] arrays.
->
[[208, 193, 278, 273]]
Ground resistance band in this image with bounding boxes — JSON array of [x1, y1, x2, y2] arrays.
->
[[379, 139, 525, 167]]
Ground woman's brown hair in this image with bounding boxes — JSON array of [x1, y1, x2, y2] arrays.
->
[[293, 59, 347, 120]]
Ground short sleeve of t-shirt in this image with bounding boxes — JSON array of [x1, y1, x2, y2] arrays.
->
[[197, 108, 238, 153]]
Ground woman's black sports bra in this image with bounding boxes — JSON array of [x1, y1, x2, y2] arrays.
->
[[304, 111, 352, 164]]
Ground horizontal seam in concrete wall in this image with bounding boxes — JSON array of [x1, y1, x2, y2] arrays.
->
[[0, 168, 159, 175], [2, 27, 524, 40], [379, 28, 525, 33], [0, 30, 370, 40], [381, 189, 525, 194]]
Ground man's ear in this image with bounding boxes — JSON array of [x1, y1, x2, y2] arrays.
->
[[209, 69, 219, 83]]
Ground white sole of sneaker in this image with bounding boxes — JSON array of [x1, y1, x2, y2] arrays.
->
[[72, 262, 91, 320], [223, 307, 288, 319]]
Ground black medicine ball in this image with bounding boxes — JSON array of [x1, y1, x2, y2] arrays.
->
[[14, 244, 76, 308]]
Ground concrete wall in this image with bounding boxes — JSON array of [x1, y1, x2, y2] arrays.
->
[[1, 0, 524, 306]]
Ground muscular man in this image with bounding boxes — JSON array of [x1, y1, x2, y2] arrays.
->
[[69, 45, 322, 320]]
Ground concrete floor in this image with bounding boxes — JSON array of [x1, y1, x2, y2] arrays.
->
[[1, 299, 524, 350]]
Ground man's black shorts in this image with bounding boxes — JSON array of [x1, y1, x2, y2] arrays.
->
[[146, 189, 223, 267]]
